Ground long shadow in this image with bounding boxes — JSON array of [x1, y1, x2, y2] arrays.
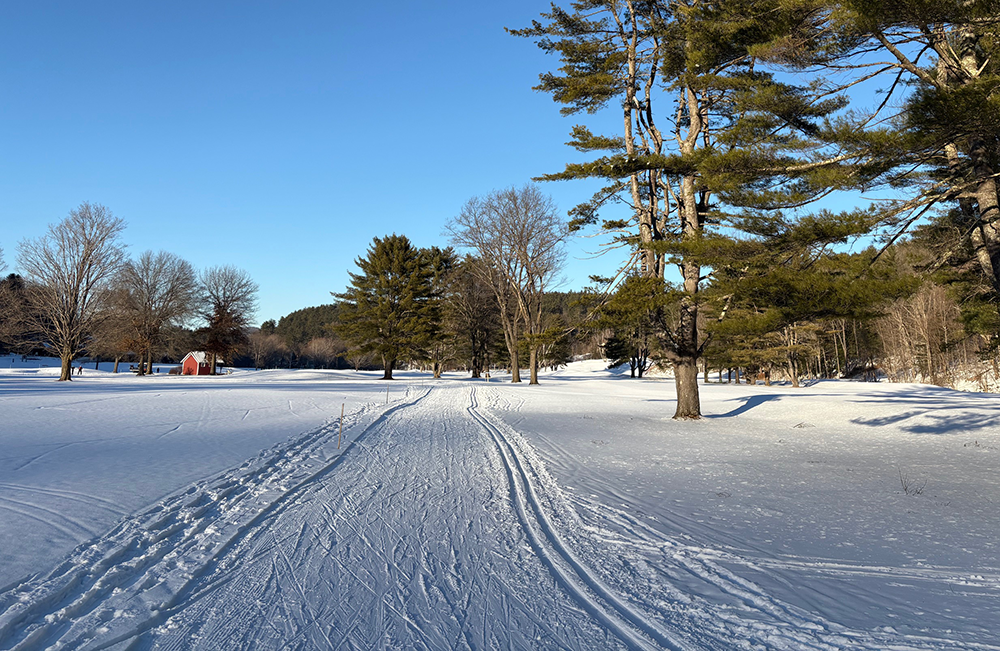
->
[[706, 394, 782, 418], [848, 387, 1000, 434]]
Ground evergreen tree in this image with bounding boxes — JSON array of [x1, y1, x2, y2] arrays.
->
[[0, 273, 30, 354], [514, 0, 857, 417], [201, 307, 247, 371], [536, 316, 575, 370], [333, 235, 436, 380], [587, 274, 670, 378], [274, 304, 340, 359], [422, 246, 457, 378], [707, 249, 917, 385], [801, 1, 1000, 318]]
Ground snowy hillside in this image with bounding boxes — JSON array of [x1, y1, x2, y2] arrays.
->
[[0, 360, 997, 649]]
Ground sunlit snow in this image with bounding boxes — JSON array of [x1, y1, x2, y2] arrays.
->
[[0, 357, 997, 649]]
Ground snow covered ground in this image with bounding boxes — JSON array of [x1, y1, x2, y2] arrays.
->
[[0, 357, 997, 649]]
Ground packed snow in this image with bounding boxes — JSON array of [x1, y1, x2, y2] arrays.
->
[[0, 357, 997, 649]]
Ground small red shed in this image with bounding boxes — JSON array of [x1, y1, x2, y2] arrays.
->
[[181, 351, 215, 376]]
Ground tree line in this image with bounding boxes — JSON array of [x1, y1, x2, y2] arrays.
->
[[504, 0, 1000, 417], [0, 202, 258, 380], [5, 1, 999, 411], [251, 187, 585, 379]]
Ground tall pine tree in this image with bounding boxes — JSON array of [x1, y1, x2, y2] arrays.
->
[[513, 0, 856, 417]]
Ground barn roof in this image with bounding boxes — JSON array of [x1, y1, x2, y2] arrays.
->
[[181, 351, 222, 365]]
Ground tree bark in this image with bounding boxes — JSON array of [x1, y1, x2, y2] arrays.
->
[[673, 359, 701, 419], [529, 347, 539, 384], [668, 82, 705, 419], [59, 354, 73, 381], [382, 357, 395, 380]]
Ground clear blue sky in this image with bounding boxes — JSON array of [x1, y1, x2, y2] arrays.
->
[[1, 1, 629, 325]]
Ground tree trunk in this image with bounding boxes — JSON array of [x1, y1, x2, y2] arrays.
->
[[509, 347, 521, 383], [670, 83, 704, 419], [59, 354, 73, 381], [210, 352, 218, 375], [672, 358, 701, 419], [433, 361, 442, 379], [113, 356, 121, 374], [382, 357, 395, 380], [529, 347, 539, 385]]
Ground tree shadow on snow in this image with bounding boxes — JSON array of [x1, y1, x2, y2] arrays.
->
[[849, 386, 1000, 434], [705, 394, 782, 418]]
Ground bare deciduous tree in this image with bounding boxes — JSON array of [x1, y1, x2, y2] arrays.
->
[[248, 331, 288, 369], [303, 337, 345, 369], [444, 258, 501, 378], [448, 185, 566, 384], [117, 251, 200, 376], [200, 265, 258, 373], [17, 203, 127, 380]]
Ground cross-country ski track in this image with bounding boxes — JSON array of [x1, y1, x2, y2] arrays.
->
[[1, 380, 997, 650]]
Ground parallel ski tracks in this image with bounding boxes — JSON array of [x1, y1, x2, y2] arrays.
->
[[0, 388, 430, 651], [468, 385, 684, 651], [5, 383, 992, 650]]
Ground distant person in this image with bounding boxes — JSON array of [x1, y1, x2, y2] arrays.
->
[[77, 365, 83, 376]]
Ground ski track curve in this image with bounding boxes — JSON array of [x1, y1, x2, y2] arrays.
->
[[473, 384, 1000, 651], [0, 388, 429, 651], [0, 383, 996, 650]]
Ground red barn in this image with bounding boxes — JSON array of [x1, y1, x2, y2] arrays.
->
[[181, 351, 215, 376]]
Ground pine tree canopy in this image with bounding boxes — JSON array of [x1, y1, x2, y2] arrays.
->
[[333, 235, 438, 379]]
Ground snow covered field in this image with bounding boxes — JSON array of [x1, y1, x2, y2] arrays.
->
[[0, 358, 997, 649]]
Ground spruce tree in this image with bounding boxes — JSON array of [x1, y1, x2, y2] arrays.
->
[[333, 235, 436, 380]]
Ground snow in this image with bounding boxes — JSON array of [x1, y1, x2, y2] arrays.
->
[[0, 357, 997, 649]]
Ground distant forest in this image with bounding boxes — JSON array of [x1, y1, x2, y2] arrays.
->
[[250, 290, 593, 373]]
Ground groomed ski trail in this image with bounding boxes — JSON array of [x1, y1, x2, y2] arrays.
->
[[1, 384, 995, 650], [0, 388, 430, 650]]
